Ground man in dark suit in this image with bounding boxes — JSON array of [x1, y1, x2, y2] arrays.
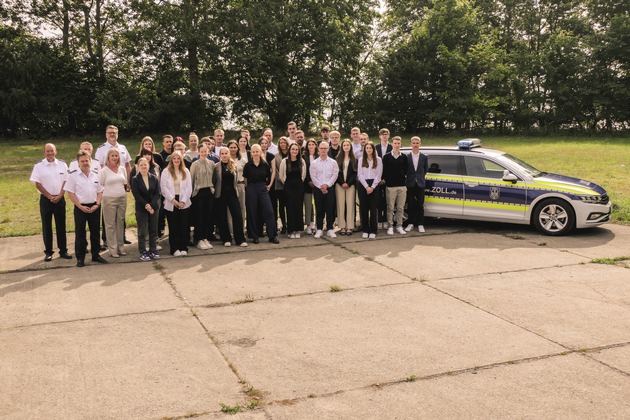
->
[[375, 128, 392, 228], [406, 136, 429, 233]]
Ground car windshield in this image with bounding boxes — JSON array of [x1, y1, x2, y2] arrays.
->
[[500, 153, 544, 177]]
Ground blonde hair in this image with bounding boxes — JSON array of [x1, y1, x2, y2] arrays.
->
[[167, 151, 187, 180], [250, 144, 266, 164], [139, 136, 156, 154], [106, 148, 121, 166], [219, 148, 236, 173]]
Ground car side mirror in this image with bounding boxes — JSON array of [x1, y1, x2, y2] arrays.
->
[[502, 170, 518, 184]]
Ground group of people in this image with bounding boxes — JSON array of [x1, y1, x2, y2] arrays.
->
[[30, 123, 428, 267]]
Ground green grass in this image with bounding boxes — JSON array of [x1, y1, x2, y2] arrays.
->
[[1, 136, 628, 237]]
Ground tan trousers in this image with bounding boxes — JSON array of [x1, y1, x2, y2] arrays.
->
[[386, 186, 406, 227], [335, 184, 356, 229], [102, 195, 127, 254]]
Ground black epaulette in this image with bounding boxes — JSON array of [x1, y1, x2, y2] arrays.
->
[[69, 169, 77, 174], [97, 144, 107, 148]]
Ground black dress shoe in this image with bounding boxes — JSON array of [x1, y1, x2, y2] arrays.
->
[[253, 238, 259, 244], [124, 239, 132, 245], [92, 256, 108, 264], [100, 244, 107, 251], [59, 252, 72, 259], [77, 260, 85, 267], [44, 254, 53, 262], [280, 227, 287, 234], [269, 237, 280, 244]]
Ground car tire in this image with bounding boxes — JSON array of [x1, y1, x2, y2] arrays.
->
[[532, 198, 575, 236]]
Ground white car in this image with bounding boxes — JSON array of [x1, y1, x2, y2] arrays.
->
[[402, 139, 612, 236]]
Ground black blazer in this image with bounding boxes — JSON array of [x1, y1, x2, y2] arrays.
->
[[336, 159, 357, 186], [406, 153, 429, 188], [131, 172, 160, 212]]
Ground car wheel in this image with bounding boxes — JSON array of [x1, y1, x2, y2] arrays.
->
[[532, 198, 575, 236]]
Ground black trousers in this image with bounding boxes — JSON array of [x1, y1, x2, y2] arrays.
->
[[406, 184, 426, 226], [246, 183, 277, 240], [39, 195, 67, 256], [313, 187, 336, 231], [358, 182, 379, 234], [74, 204, 101, 262], [165, 196, 190, 254], [191, 188, 213, 242], [216, 194, 245, 244], [274, 189, 287, 230], [377, 182, 387, 223], [284, 182, 304, 233]]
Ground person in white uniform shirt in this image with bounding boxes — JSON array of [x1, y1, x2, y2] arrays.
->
[[30, 143, 72, 262], [68, 142, 100, 175], [309, 141, 339, 239], [65, 150, 109, 267]]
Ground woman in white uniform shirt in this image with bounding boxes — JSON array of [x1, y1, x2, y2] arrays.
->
[[99, 148, 128, 257]]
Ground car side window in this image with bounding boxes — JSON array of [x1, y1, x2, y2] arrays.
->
[[463, 156, 506, 179], [426, 155, 461, 175]]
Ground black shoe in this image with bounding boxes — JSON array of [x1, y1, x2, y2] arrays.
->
[[59, 252, 72, 259], [44, 254, 53, 262], [124, 239, 132, 245], [209, 234, 218, 242], [269, 237, 280, 244], [77, 260, 85, 267], [280, 227, 287, 234], [100, 244, 107, 251], [92, 256, 108, 264], [253, 238, 259, 244]]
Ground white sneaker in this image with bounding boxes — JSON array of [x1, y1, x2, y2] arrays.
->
[[224, 242, 232, 247], [240, 242, 248, 247], [327, 229, 337, 238], [397, 226, 407, 235], [197, 241, 208, 250], [369, 233, 376, 239], [305, 226, 312, 235], [362, 232, 369, 239], [418, 225, 425, 233], [405, 224, 414, 232], [295, 232, 301, 239], [156, 244, 163, 251], [387, 227, 394, 235], [289, 233, 295, 239], [203, 240, 213, 249], [314, 230, 323, 239], [180, 250, 187, 256], [173, 250, 182, 257]]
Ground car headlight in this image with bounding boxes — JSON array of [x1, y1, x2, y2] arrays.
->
[[576, 194, 609, 205]]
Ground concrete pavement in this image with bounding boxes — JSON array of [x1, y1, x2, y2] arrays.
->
[[1, 220, 629, 419]]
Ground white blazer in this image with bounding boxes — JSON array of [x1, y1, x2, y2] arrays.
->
[[160, 168, 192, 211]]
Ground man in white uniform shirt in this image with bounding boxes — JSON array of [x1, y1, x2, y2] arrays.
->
[[65, 151, 109, 267], [309, 142, 339, 239], [30, 143, 72, 262], [68, 142, 100, 175]]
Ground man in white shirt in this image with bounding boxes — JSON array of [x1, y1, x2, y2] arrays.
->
[[65, 151, 108, 267], [214, 128, 226, 153], [309, 142, 339, 238], [406, 136, 429, 233], [351, 126, 362, 159], [30, 143, 71, 262], [68, 142, 100, 175], [263, 128, 278, 155]]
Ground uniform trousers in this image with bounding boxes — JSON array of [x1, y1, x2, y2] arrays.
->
[[74, 204, 100, 262], [39, 195, 67, 256]]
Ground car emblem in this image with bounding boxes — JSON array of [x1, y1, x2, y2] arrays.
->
[[489, 187, 500, 200]]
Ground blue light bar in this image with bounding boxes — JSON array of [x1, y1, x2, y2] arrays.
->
[[458, 138, 482, 149]]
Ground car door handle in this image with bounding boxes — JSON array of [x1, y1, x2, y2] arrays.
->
[[465, 182, 478, 187]]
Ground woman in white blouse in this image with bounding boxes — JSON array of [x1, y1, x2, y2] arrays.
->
[[357, 142, 383, 239], [160, 151, 193, 256], [99, 148, 128, 257]]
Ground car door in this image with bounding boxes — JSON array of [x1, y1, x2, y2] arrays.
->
[[424, 154, 464, 217], [461, 156, 528, 222]]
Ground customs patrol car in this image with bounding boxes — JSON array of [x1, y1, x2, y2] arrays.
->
[[402, 139, 612, 236]]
